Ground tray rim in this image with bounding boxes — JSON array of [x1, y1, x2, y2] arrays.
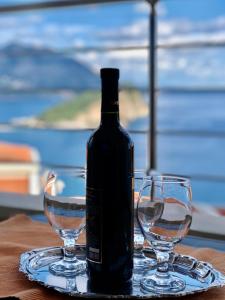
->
[[19, 245, 225, 299]]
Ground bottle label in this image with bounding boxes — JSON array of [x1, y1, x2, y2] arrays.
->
[[86, 187, 103, 264]]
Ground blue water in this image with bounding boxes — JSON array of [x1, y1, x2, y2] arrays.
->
[[0, 93, 64, 122], [0, 91, 225, 206]]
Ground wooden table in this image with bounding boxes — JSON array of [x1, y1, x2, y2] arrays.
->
[[0, 214, 224, 300]]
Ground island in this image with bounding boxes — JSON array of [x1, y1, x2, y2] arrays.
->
[[14, 88, 148, 129]]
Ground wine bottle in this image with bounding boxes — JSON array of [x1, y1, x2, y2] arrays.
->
[[86, 68, 134, 285]]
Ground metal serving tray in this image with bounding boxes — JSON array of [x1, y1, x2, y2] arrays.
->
[[19, 245, 225, 298]]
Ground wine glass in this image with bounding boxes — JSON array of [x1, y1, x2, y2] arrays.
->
[[44, 167, 86, 277], [138, 175, 192, 294], [134, 170, 155, 270]]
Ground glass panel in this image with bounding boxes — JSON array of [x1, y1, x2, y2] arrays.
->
[[158, 135, 225, 177], [0, 1, 148, 130], [156, 0, 225, 213], [0, 0, 224, 225], [0, 127, 147, 195], [158, 48, 225, 89], [191, 180, 225, 207], [157, 90, 225, 132], [158, 135, 225, 205], [0, 1, 148, 200], [0, 128, 147, 169]]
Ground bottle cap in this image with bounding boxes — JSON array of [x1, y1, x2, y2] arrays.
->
[[100, 68, 120, 79]]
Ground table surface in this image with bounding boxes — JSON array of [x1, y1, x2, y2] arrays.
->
[[0, 214, 224, 300], [182, 234, 225, 252]]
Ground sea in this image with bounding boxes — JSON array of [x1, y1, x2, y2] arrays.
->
[[0, 91, 225, 207]]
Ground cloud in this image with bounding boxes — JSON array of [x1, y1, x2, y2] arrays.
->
[[134, 2, 167, 17], [0, 15, 91, 50], [98, 18, 147, 40], [158, 16, 225, 45], [100, 13, 225, 45], [0, 14, 43, 29], [75, 51, 100, 73], [74, 48, 148, 86], [157, 47, 225, 87], [133, 2, 150, 14], [96, 14, 225, 47], [157, 2, 168, 17], [74, 12, 225, 87], [105, 49, 147, 61], [1, 6, 225, 87], [71, 39, 86, 47]]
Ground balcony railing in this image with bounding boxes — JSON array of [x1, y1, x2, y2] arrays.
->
[[0, 0, 225, 184]]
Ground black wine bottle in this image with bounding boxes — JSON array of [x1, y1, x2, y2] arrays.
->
[[86, 68, 134, 285]]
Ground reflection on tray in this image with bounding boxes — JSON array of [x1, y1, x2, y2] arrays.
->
[[20, 245, 225, 298]]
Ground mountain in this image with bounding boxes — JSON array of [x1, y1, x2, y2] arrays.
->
[[0, 43, 99, 91]]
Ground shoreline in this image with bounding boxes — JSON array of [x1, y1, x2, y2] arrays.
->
[[12, 89, 149, 129]]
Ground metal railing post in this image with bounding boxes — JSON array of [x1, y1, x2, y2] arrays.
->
[[146, 0, 158, 174]]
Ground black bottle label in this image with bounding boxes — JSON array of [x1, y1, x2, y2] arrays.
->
[[86, 187, 103, 264]]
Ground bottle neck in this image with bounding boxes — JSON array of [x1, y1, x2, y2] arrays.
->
[[100, 77, 120, 126], [101, 112, 119, 126]]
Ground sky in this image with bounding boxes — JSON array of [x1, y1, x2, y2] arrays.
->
[[1, 0, 225, 88]]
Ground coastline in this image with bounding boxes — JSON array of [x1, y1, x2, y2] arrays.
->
[[12, 90, 149, 129]]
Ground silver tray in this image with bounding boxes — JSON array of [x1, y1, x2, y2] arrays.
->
[[19, 245, 225, 298]]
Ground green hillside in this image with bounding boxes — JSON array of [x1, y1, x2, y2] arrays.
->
[[38, 88, 148, 128], [40, 91, 100, 122]]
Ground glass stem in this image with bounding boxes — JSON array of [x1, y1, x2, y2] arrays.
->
[[63, 238, 77, 263], [66, 278, 77, 292], [155, 250, 170, 279]]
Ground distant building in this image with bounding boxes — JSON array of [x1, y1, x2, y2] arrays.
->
[[0, 142, 40, 194]]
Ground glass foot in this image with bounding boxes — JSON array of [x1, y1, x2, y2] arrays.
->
[[133, 251, 156, 286], [141, 271, 185, 294], [134, 250, 156, 269], [49, 259, 86, 277]]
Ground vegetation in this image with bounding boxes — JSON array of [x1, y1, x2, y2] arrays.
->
[[40, 91, 100, 122], [38, 88, 148, 128]]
